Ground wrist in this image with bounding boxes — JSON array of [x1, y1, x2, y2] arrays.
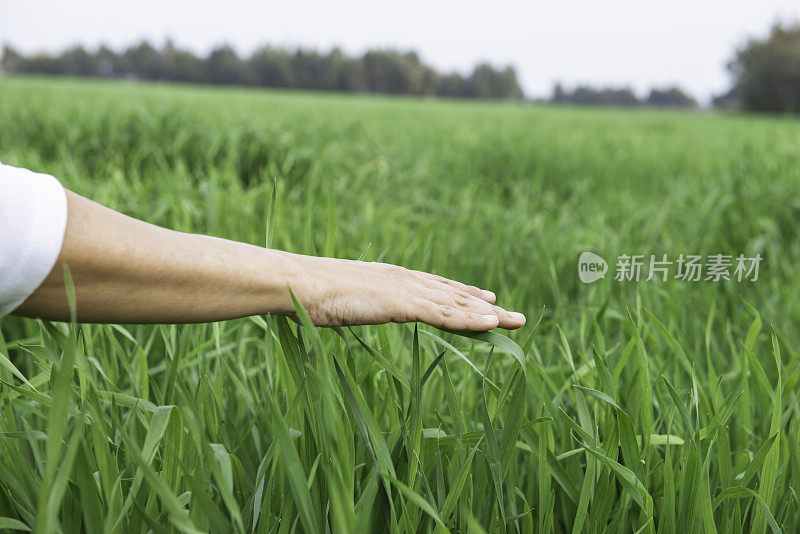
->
[[259, 249, 317, 315]]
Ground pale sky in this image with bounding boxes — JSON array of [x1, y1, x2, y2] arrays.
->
[[2, 0, 798, 103]]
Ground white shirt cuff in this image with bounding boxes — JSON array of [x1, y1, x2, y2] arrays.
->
[[0, 163, 68, 317]]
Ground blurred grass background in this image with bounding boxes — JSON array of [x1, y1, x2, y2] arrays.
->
[[0, 75, 798, 532]]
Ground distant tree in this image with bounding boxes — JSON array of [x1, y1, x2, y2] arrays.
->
[[19, 53, 64, 75], [96, 45, 119, 77], [61, 46, 96, 76], [724, 22, 800, 112], [121, 41, 163, 79], [551, 82, 568, 103], [437, 73, 469, 98], [1, 45, 24, 73], [419, 65, 439, 96], [361, 50, 426, 95], [162, 41, 205, 83], [552, 84, 640, 106], [206, 45, 247, 85], [290, 49, 333, 90], [248, 46, 293, 88], [646, 86, 698, 108], [467, 64, 523, 99], [328, 48, 363, 92], [711, 89, 739, 110]]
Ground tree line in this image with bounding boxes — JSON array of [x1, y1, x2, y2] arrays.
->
[[0, 40, 699, 107], [550, 83, 697, 108], [0, 41, 523, 100], [3, 21, 799, 112]]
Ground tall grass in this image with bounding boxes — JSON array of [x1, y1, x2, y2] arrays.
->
[[0, 75, 798, 532]]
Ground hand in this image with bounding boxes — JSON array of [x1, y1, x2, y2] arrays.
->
[[289, 257, 526, 330]]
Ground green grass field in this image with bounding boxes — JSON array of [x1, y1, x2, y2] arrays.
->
[[1, 75, 799, 533]]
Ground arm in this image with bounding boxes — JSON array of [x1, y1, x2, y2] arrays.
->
[[13, 191, 526, 330]]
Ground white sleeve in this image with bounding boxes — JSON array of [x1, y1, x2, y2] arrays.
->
[[0, 163, 68, 317]]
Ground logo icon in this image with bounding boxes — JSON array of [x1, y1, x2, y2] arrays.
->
[[578, 252, 608, 283]]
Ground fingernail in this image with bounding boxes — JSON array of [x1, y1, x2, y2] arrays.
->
[[482, 290, 496, 301], [509, 312, 526, 324]]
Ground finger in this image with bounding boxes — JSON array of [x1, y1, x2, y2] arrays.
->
[[413, 276, 486, 302], [413, 286, 526, 330], [490, 305, 527, 330], [409, 270, 496, 303], [414, 286, 496, 316], [412, 297, 500, 331]]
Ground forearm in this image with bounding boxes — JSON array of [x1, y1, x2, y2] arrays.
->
[[15, 190, 525, 330], [14, 191, 303, 323]]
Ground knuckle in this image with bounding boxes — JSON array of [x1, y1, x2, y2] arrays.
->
[[454, 292, 470, 307], [439, 304, 455, 319]]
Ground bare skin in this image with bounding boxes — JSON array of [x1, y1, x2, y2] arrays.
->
[[13, 191, 526, 330]]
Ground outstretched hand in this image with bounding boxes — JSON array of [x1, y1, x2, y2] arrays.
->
[[289, 257, 526, 330]]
